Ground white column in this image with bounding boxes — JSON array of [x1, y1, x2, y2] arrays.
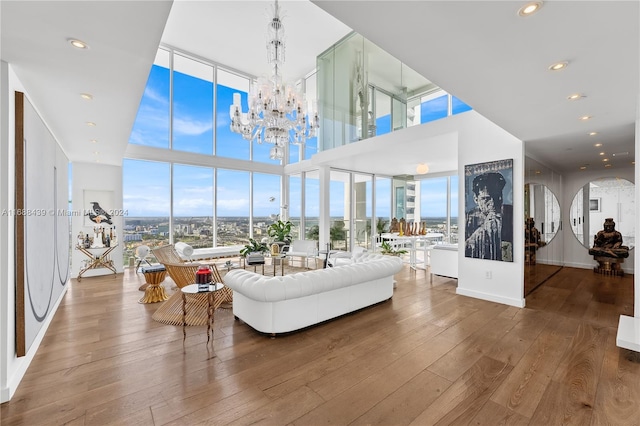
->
[[318, 166, 331, 251]]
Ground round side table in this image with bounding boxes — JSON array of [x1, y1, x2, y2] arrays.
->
[[139, 266, 169, 303], [181, 283, 226, 346]]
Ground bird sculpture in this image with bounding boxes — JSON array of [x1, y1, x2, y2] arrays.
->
[[86, 201, 113, 224]]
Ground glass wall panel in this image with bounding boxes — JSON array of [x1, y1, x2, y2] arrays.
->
[[172, 54, 214, 154], [304, 72, 319, 160], [450, 175, 459, 243], [216, 169, 250, 245], [289, 174, 302, 240], [392, 97, 406, 132], [305, 171, 320, 241], [330, 170, 350, 250], [420, 177, 448, 234], [129, 49, 170, 148], [354, 174, 372, 249], [253, 173, 281, 242], [122, 159, 171, 264], [172, 164, 214, 248], [375, 176, 392, 235], [216, 69, 250, 160], [375, 90, 391, 136]]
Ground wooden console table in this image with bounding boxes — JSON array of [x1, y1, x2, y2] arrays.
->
[[76, 244, 118, 280]]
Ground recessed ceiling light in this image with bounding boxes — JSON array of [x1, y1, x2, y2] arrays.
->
[[535, 170, 541, 174], [632, 161, 636, 165], [86, 121, 96, 127], [567, 93, 585, 101], [549, 61, 568, 71], [579, 115, 592, 121], [80, 93, 93, 101], [69, 39, 89, 49], [612, 152, 629, 157], [599, 152, 605, 156], [594, 143, 603, 147], [579, 166, 587, 170], [93, 151, 100, 155], [604, 164, 612, 168], [603, 158, 609, 162], [90, 139, 97, 143], [518, 1, 543, 16], [589, 132, 598, 136]]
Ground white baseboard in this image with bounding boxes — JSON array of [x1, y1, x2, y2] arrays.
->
[[456, 287, 525, 308]]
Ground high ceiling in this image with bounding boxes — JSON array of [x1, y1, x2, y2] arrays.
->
[[2, 1, 638, 176]]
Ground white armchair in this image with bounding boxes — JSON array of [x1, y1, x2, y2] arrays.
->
[[327, 246, 367, 267], [283, 239, 318, 269]]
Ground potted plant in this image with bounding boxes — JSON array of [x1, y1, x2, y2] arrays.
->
[[267, 219, 293, 246], [379, 241, 407, 257], [239, 238, 269, 257]]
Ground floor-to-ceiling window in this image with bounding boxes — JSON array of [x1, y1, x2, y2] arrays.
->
[[122, 159, 171, 265], [172, 164, 214, 248], [305, 171, 320, 241], [354, 173, 372, 249], [216, 68, 250, 160], [419, 174, 459, 243], [253, 173, 282, 241], [129, 49, 170, 149], [172, 54, 214, 154], [330, 170, 350, 250], [216, 169, 250, 246]]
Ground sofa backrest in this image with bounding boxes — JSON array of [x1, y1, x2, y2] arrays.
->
[[225, 253, 402, 302]]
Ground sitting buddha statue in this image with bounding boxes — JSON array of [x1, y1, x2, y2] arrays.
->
[[588, 218, 629, 259]]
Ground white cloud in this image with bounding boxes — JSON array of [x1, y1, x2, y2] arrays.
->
[[173, 116, 213, 136]]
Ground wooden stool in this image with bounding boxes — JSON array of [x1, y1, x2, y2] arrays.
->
[[139, 265, 169, 303]]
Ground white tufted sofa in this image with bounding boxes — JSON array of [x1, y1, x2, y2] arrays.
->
[[224, 253, 403, 335]]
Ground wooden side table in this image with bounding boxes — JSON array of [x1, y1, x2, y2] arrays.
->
[[139, 265, 168, 303], [181, 283, 225, 346]]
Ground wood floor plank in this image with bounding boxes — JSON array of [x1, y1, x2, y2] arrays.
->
[[489, 315, 580, 418], [428, 314, 517, 382], [591, 327, 640, 426], [350, 370, 452, 425], [409, 356, 512, 425], [469, 399, 530, 425], [485, 308, 551, 366]]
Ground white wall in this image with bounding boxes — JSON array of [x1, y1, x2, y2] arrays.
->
[[457, 112, 525, 308], [563, 167, 635, 273], [1, 64, 69, 403], [71, 162, 124, 278]]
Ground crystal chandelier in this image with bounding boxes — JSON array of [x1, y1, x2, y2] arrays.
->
[[229, 0, 319, 160]]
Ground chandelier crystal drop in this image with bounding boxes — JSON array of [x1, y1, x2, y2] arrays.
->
[[229, 0, 319, 160]]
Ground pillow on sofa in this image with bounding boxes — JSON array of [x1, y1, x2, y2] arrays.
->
[[175, 242, 194, 257]]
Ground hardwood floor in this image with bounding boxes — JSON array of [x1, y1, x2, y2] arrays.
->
[[2, 265, 638, 425]]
